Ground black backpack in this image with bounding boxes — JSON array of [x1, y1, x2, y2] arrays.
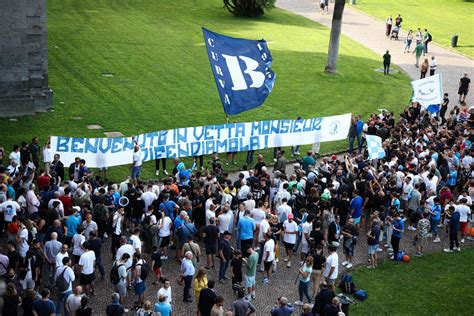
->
[[338, 273, 356, 294], [137, 261, 150, 280], [427, 33, 432, 42], [110, 262, 124, 285], [56, 266, 70, 292]]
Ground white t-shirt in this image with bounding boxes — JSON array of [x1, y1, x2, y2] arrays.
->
[[142, 213, 157, 225], [283, 220, 298, 244], [323, 252, 339, 279], [301, 222, 312, 245], [17, 227, 29, 257], [217, 212, 232, 234], [205, 209, 216, 226], [9, 151, 20, 164], [133, 150, 143, 167], [79, 250, 96, 275], [263, 238, 275, 262], [251, 208, 266, 224], [66, 294, 83, 316], [116, 244, 134, 269], [258, 219, 270, 242], [72, 234, 85, 256], [129, 235, 142, 253], [158, 216, 173, 237], [113, 213, 123, 236], [276, 204, 292, 222], [55, 265, 75, 293], [455, 204, 471, 222], [43, 147, 53, 163], [142, 191, 157, 210], [157, 287, 172, 304], [1, 201, 20, 222], [56, 252, 69, 268]]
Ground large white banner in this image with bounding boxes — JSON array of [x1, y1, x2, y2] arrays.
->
[[411, 73, 443, 106], [50, 113, 351, 168]]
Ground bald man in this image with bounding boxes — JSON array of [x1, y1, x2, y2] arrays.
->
[[43, 232, 62, 288]]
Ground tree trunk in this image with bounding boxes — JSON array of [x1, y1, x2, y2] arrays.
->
[[325, 0, 346, 74]]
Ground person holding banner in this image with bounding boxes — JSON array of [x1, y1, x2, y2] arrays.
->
[[131, 145, 142, 185]]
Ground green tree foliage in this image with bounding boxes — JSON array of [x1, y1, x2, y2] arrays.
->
[[223, 0, 276, 17]]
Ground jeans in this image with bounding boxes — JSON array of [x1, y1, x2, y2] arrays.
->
[[348, 136, 356, 154], [449, 230, 459, 250], [291, 145, 300, 154], [391, 235, 401, 257], [96, 255, 106, 278], [111, 233, 121, 257], [43, 262, 56, 288], [257, 242, 265, 265], [56, 290, 72, 316], [246, 151, 254, 165], [219, 259, 229, 280], [431, 218, 440, 237], [356, 134, 363, 153], [298, 281, 312, 303], [183, 275, 193, 301]]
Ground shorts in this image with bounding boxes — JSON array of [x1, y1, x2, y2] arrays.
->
[[458, 87, 468, 96], [264, 260, 273, 272], [159, 236, 170, 248], [368, 244, 378, 255], [116, 281, 127, 297], [205, 244, 217, 255], [79, 273, 95, 285], [460, 222, 468, 234], [416, 236, 427, 248], [134, 281, 146, 295], [244, 275, 256, 288], [353, 217, 361, 225], [301, 242, 309, 254], [131, 166, 141, 179], [343, 240, 354, 256], [154, 268, 162, 276], [284, 241, 295, 250]]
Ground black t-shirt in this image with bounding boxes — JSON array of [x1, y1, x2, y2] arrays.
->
[[106, 304, 125, 316], [203, 225, 219, 246], [218, 239, 233, 260], [460, 77, 470, 89], [269, 222, 282, 240], [342, 224, 359, 240], [312, 253, 326, 270], [254, 162, 266, 177], [76, 307, 93, 316], [367, 226, 381, 246], [230, 257, 243, 282], [151, 252, 162, 269], [7, 250, 21, 270], [88, 238, 102, 258], [310, 230, 324, 247]]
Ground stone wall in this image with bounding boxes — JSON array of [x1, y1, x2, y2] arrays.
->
[[0, 0, 53, 116]]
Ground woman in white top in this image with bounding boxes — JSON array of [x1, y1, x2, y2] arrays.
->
[[72, 226, 85, 264]]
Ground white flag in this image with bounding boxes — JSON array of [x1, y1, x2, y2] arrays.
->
[[411, 73, 443, 106]]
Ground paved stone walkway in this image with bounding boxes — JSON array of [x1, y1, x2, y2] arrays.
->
[[277, 0, 474, 106]]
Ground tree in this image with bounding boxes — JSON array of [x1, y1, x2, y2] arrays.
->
[[325, 0, 346, 74], [223, 0, 276, 17]]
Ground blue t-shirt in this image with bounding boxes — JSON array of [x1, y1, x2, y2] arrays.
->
[[33, 299, 56, 316], [392, 219, 404, 238], [154, 302, 172, 316], [431, 204, 441, 221], [65, 214, 81, 237], [160, 201, 177, 221], [447, 170, 458, 186], [392, 198, 400, 211], [350, 196, 363, 218], [238, 217, 255, 241]]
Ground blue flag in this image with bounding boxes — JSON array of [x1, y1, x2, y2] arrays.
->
[[202, 28, 276, 115]]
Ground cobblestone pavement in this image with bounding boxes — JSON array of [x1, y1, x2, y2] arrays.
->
[[277, 0, 474, 107]]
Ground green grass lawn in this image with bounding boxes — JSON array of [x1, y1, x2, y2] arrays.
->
[[0, 0, 411, 181], [354, 0, 474, 57], [351, 247, 474, 315]]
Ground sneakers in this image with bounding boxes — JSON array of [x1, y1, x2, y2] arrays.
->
[[366, 265, 374, 269], [467, 236, 474, 241], [341, 261, 349, 266], [454, 247, 461, 252], [262, 278, 269, 284], [258, 265, 265, 272], [245, 295, 252, 301], [443, 248, 453, 253], [103, 232, 108, 239], [433, 237, 441, 243], [413, 252, 422, 257], [251, 292, 256, 300], [124, 309, 130, 313], [287, 261, 292, 268], [390, 255, 394, 260], [273, 158, 277, 162], [461, 238, 465, 243], [160, 255, 168, 260], [155, 170, 159, 176], [408, 225, 416, 231], [377, 248, 383, 252], [163, 170, 169, 175], [275, 258, 279, 263], [283, 257, 289, 262], [384, 244, 390, 248], [295, 151, 300, 155], [346, 263, 353, 269], [294, 301, 304, 306]]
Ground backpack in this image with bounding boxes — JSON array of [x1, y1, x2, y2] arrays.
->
[[110, 262, 124, 285], [338, 273, 356, 294], [354, 289, 368, 301], [56, 266, 70, 292], [427, 33, 432, 42], [137, 261, 150, 280], [290, 193, 307, 212]]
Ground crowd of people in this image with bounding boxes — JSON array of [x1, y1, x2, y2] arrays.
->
[[0, 95, 472, 315]]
